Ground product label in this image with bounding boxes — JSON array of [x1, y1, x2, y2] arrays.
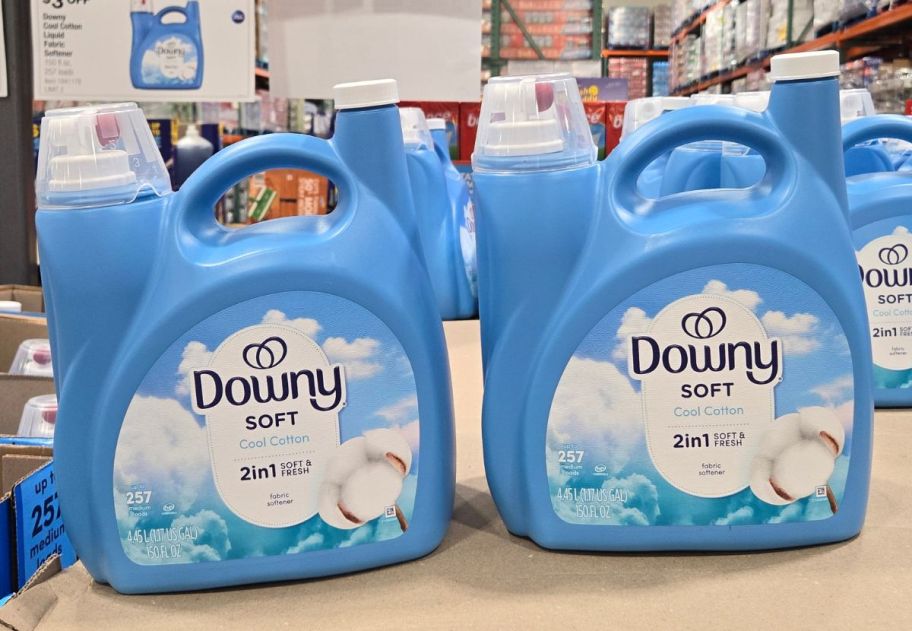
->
[[114, 292, 419, 565], [546, 264, 854, 526], [142, 35, 199, 86], [458, 191, 478, 299], [855, 222, 912, 376]]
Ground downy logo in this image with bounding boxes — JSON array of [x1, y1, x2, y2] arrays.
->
[[192, 329, 346, 414], [628, 303, 781, 386], [860, 242, 912, 288]]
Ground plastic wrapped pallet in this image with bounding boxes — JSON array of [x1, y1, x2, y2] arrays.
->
[[653, 5, 673, 48], [840, 0, 870, 22], [741, 0, 769, 62], [652, 60, 670, 96], [701, 4, 725, 76], [722, 2, 738, 71], [767, 0, 813, 49], [813, 0, 841, 33], [607, 6, 652, 49]]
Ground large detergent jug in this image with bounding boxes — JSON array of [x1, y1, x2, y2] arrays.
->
[[621, 97, 691, 198], [130, 0, 204, 90], [473, 51, 873, 551], [844, 114, 912, 407], [400, 109, 474, 319], [429, 118, 478, 318], [719, 91, 770, 189], [841, 89, 893, 177], [36, 81, 455, 594]]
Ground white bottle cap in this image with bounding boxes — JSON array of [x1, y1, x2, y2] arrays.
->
[[840, 88, 877, 123], [333, 79, 399, 110], [622, 96, 690, 138], [36, 102, 172, 209], [399, 108, 433, 148], [733, 91, 771, 112], [473, 73, 596, 172], [427, 118, 447, 131], [769, 50, 840, 82], [0, 301, 22, 312]]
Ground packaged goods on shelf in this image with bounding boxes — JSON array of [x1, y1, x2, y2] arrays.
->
[[701, 4, 725, 76], [739, 0, 770, 61], [497, 32, 592, 52], [500, 16, 592, 36], [722, 2, 738, 70], [767, 0, 813, 50], [840, 0, 870, 23], [653, 4, 673, 48], [673, 33, 701, 88], [501, 0, 593, 9], [813, 0, 841, 33], [653, 60, 670, 96], [606, 6, 652, 49], [608, 57, 649, 99], [867, 59, 912, 114], [671, 0, 689, 31], [745, 68, 770, 91], [841, 57, 883, 90]]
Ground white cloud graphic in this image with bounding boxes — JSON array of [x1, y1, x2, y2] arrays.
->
[[170, 510, 231, 562], [713, 505, 754, 526], [114, 396, 210, 529], [323, 336, 382, 380], [760, 310, 820, 355], [261, 309, 322, 338], [377, 395, 418, 422], [812, 374, 854, 406], [548, 357, 643, 478], [285, 532, 325, 555], [702, 280, 762, 311], [176, 340, 213, 397], [893, 226, 910, 235], [612, 307, 653, 361]]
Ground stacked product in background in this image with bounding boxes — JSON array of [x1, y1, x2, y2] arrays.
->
[[18, 394, 57, 439], [813, 0, 841, 34], [608, 57, 649, 99], [671, 34, 701, 90], [485, 0, 594, 60], [606, 6, 651, 48], [652, 61, 670, 96], [867, 59, 912, 114], [741, 0, 770, 61], [841, 0, 871, 23], [255, 0, 269, 68], [841, 57, 883, 89], [722, 1, 739, 71], [653, 4, 673, 48], [767, 0, 813, 50], [701, 3, 725, 76]]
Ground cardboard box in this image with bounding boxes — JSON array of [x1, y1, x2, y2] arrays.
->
[[605, 101, 627, 156], [459, 102, 481, 162], [0, 315, 75, 603], [0, 287, 43, 314], [399, 101, 460, 160]]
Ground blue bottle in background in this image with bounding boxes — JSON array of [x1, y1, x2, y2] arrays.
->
[[36, 81, 455, 593], [841, 89, 894, 177], [130, 0, 204, 90], [620, 96, 691, 198], [429, 118, 477, 319], [844, 114, 912, 407], [474, 52, 872, 551], [719, 91, 770, 189]]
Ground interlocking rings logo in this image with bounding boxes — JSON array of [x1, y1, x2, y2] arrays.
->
[[681, 307, 727, 339], [878, 244, 908, 266], [242, 337, 288, 370]]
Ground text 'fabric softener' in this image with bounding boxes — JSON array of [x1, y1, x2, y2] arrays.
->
[[36, 82, 455, 593], [472, 52, 873, 551]]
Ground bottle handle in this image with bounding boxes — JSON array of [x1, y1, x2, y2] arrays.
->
[[608, 106, 795, 220], [155, 6, 190, 24], [175, 133, 358, 242], [843, 115, 912, 153]]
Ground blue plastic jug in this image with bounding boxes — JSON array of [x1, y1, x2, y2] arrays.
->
[[130, 0, 204, 90], [429, 118, 478, 318], [473, 52, 872, 551], [35, 83, 455, 594], [621, 97, 691, 198], [400, 109, 474, 319], [719, 92, 771, 189], [844, 115, 912, 407]]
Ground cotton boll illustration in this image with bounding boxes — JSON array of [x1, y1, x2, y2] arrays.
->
[[319, 428, 412, 531], [750, 407, 845, 512]]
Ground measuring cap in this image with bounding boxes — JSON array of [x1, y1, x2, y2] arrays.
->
[[36, 103, 171, 209], [18, 394, 58, 439], [473, 74, 596, 172], [622, 96, 691, 138], [769, 50, 840, 82], [399, 108, 434, 149]]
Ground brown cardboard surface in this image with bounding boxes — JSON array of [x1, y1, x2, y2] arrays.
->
[[0, 315, 49, 370], [0, 321, 910, 630], [0, 287, 44, 314], [0, 377, 56, 436]]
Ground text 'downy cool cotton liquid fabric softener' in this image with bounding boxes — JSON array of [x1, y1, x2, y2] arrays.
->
[[472, 52, 873, 551], [36, 82, 455, 593]]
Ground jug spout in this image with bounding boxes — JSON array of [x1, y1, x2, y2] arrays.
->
[[332, 80, 419, 240], [767, 51, 848, 211]]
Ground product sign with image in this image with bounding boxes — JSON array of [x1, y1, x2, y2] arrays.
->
[[546, 264, 853, 527], [31, 0, 254, 101]]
